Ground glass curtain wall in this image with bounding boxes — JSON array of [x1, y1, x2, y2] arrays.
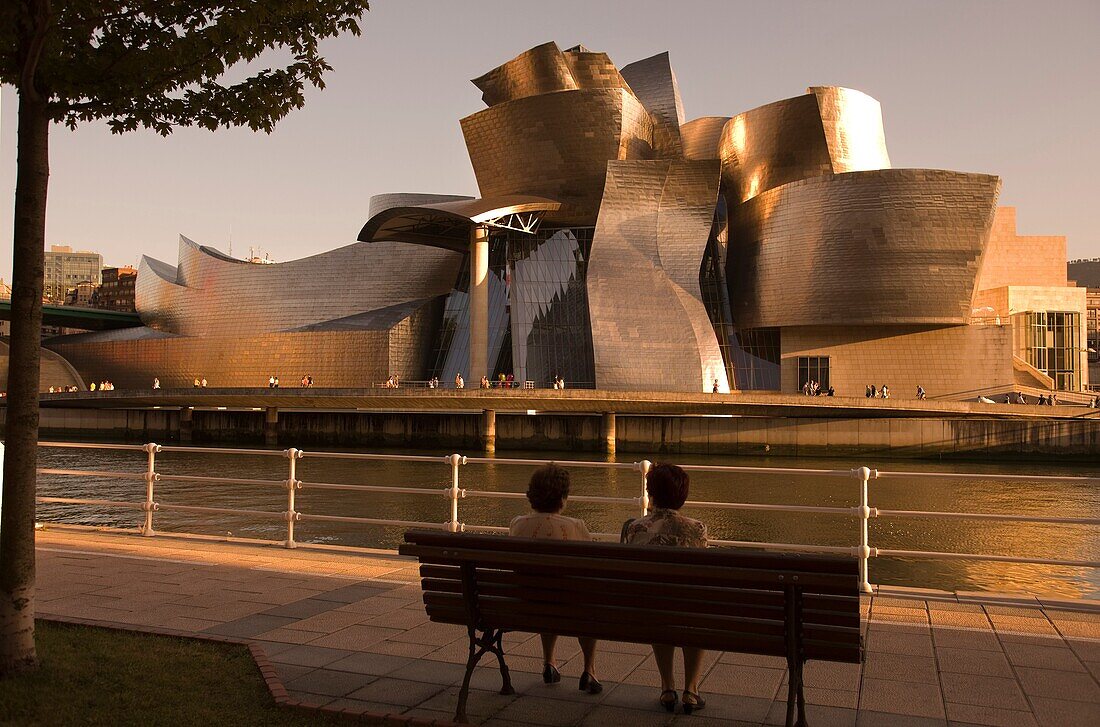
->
[[1021, 311, 1081, 391], [430, 226, 596, 388]]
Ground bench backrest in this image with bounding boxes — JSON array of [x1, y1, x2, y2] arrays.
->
[[399, 530, 862, 663]]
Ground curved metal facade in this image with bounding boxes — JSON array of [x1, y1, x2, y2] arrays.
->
[[461, 88, 654, 226], [726, 170, 1001, 328], [52, 41, 1060, 397], [588, 159, 729, 392]]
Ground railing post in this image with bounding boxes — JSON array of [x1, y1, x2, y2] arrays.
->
[[283, 447, 303, 548], [445, 453, 467, 532], [853, 466, 878, 594], [636, 460, 652, 516], [140, 442, 161, 536]]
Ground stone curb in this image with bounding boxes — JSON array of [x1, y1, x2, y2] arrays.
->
[[39, 615, 459, 727]]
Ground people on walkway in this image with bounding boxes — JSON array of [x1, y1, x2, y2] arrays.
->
[[200, 377, 207, 388], [916, 386, 926, 400], [454, 374, 464, 389], [621, 463, 709, 715], [881, 385, 890, 399], [712, 379, 719, 393], [869, 385, 877, 398], [480, 375, 490, 389], [1038, 394, 1046, 405], [268, 375, 275, 388], [509, 465, 601, 695]]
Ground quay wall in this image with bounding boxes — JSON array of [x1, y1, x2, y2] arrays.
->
[[3, 407, 1098, 460]]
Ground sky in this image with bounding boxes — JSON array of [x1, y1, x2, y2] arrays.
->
[[2, 0, 1099, 282]]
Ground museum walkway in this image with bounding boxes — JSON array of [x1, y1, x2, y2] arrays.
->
[[35, 527, 1099, 726]]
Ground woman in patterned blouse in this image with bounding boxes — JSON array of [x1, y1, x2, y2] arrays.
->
[[509, 465, 602, 694], [622, 463, 709, 714]]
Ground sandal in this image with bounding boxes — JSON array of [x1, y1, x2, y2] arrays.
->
[[659, 689, 678, 713], [682, 690, 706, 715]]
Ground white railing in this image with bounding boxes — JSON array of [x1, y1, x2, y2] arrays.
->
[[33, 441, 1100, 595]]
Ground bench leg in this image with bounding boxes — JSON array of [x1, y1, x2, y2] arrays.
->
[[455, 627, 512, 723], [784, 657, 808, 727]]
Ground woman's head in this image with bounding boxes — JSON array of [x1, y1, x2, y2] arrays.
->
[[646, 463, 690, 510], [526, 464, 571, 513]]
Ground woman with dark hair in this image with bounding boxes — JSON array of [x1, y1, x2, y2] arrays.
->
[[509, 464, 602, 694], [622, 463, 709, 715]]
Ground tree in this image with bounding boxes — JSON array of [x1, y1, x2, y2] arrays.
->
[[0, 0, 370, 676]]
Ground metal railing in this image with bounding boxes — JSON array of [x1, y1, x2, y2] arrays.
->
[[33, 441, 1100, 595]]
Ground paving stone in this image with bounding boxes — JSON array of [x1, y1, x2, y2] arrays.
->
[[326, 650, 414, 676], [1001, 641, 1086, 671], [313, 582, 394, 603], [200, 613, 296, 638], [308, 624, 404, 650], [348, 677, 448, 708], [944, 701, 1038, 726], [866, 629, 934, 656], [935, 646, 1014, 677], [1014, 666, 1100, 703], [932, 628, 1002, 652], [388, 658, 467, 686], [864, 651, 938, 683], [419, 686, 519, 719], [859, 678, 945, 719], [270, 644, 356, 669], [492, 695, 595, 726], [764, 701, 857, 726], [939, 673, 1030, 711], [261, 597, 338, 619], [702, 663, 784, 698], [283, 667, 377, 698], [1027, 696, 1100, 727], [854, 711, 947, 726], [578, 704, 676, 726]]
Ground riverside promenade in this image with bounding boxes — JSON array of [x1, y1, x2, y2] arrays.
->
[[35, 526, 1099, 726]]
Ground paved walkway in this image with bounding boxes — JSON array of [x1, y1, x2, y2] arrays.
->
[[35, 527, 1100, 727]]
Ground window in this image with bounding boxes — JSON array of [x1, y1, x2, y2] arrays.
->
[[797, 356, 830, 392], [1021, 311, 1081, 391]]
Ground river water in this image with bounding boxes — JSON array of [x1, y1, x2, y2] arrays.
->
[[34, 441, 1100, 598]]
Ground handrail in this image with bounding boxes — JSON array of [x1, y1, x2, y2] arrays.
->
[[31, 440, 1100, 595]]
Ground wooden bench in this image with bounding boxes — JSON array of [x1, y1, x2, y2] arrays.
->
[[399, 530, 863, 726]]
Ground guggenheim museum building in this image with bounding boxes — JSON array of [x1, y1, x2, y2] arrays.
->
[[47, 42, 1088, 398]]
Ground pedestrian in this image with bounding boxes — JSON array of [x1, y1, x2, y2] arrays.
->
[[870, 385, 877, 398], [881, 385, 890, 399], [455, 373, 464, 389], [712, 379, 719, 393], [558, 377, 566, 390], [916, 385, 925, 400], [1038, 394, 1046, 406], [827, 386, 835, 397], [308, 375, 313, 388], [273, 376, 279, 388], [193, 378, 199, 388], [201, 377, 207, 388]]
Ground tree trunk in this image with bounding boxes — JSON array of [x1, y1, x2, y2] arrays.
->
[[0, 89, 49, 677]]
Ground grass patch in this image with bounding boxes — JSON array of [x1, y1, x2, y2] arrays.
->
[[0, 621, 339, 726]]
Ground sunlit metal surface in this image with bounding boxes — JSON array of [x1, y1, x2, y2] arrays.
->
[[717, 87, 892, 204], [588, 159, 729, 392], [681, 116, 730, 160], [461, 88, 654, 225], [619, 51, 685, 158], [726, 170, 1001, 328]]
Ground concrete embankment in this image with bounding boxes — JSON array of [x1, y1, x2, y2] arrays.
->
[[4, 406, 1098, 460]]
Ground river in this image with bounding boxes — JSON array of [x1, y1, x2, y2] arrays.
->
[[33, 441, 1100, 598]]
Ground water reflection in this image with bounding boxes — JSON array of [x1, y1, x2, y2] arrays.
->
[[35, 443, 1100, 598]]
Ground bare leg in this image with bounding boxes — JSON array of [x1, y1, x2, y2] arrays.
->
[[652, 644, 677, 691], [540, 633, 558, 666], [579, 638, 598, 676], [683, 648, 706, 694]]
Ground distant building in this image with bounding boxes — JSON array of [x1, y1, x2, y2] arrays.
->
[[63, 281, 99, 307], [96, 266, 137, 311], [1087, 289, 1100, 391], [0, 278, 11, 300], [44, 245, 102, 303]]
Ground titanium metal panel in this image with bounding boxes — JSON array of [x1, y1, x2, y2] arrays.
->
[[461, 88, 654, 225], [717, 87, 892, 204], [681, 116, 730, 160], [562, 49, 633, 92], [471, 41, 578, 107], [619, 52, 685, 158], [809, 87, 891, 173], [135, 236, 461, 337], [587, 159, 729, 392], [726, 169, 1001, 329]]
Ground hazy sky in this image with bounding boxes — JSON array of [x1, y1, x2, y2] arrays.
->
[[2, 0, 1098, 282]]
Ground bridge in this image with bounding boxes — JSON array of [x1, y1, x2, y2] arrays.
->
[[0, 300, 142, 331]]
